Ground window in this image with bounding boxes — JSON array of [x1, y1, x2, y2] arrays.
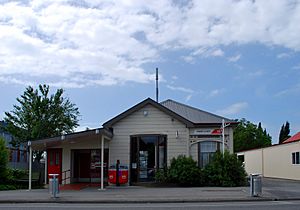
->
[[198, 141, 222, 168], [292, 152, 300, 165], [55, 152, 60, 165]]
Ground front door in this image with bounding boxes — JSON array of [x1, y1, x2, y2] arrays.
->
[[72, 149, 109, 183], [130, 135, 167, 183], [47, 149, 62, 183]]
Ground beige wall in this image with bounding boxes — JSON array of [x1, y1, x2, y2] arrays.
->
[[48, 136, 109, 184], [109, 104, 189, 167], [238, 149, 263, 175], [238, 141, 300, 180], [263, 142, 300, 180]]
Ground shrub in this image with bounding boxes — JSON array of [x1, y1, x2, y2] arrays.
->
[[0, 137, 9, 182], [0, 184, 17, 191], [154, 168, 169, 183], [168, 155, 204, 186], [9, 168, 28, 179], [203, 151, 247, 187]]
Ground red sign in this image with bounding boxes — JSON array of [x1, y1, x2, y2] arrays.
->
[[211, 129, 222, 134]]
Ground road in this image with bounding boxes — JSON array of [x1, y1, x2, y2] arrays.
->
[[0, 201, 300, 210]]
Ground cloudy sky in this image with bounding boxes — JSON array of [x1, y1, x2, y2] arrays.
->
[[1, 0, 300, 144]]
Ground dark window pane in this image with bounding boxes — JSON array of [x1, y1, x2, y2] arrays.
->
[[292, 152, 296, 164], [296, 152, 300, 164], [55, 152, 60, 165], [49, 152, 54, 166]]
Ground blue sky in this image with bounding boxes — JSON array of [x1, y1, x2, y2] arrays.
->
[[0, 0, 300, 144]]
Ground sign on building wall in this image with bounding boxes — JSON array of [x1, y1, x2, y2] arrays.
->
[[190, 128, 222, 136]]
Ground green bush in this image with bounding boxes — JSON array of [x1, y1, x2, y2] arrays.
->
[[203, 151, 247, 187], [168, 155, 204, 186], [0, 184, 17, 191], [0, 137, 9, 182], [154, 168, 169, 183], [9, 168, 28, 179]]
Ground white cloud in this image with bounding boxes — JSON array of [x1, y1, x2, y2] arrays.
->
[[192, 47, 224, 58], [228, 54, 241, 62], [166, 84, 195, 102], [275, 83, 300, 97], [248, 70, 264, 77], [216, 102, 248, 116], [292, 64, 300, 70], [1, 1, 300, 87], [208, 88, 225, 97], [166, 85, 194, 94], [277, 53, 291, 59]]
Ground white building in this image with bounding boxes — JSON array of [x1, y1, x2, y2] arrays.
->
[[31, 98, 237, 185], [237, 132, 300, 180]]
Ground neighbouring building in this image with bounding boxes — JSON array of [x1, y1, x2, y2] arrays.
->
[[31, 98, 237, 185], [237, 132, 300, 180], [0, 121, 28, 169]]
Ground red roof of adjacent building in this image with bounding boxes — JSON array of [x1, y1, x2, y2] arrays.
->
[[283, 132, 300, 144]]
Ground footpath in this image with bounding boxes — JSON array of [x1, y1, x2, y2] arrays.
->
[[0, 178, 299, 203]]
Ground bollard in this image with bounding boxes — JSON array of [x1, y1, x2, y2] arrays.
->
[[116, 160, 120, 186], [49, 174, 59, 198], [250, 174, 262, 197]]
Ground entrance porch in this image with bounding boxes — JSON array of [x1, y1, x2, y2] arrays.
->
[[30, 128, 112, 190]]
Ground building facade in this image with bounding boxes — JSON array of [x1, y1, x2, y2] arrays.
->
[[0, 121, 28, 169], [237, 132, 300, 180], [32, 98, 237, 184]]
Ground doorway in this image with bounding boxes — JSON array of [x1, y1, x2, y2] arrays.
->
[[130, 135, 167, 183], [72, 149, 109, 183], [47, 149, 62, 183]]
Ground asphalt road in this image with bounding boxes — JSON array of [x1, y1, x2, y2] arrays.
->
[[0, 201, 300, 210]]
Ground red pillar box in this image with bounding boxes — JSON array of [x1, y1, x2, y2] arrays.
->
[[108, 165, 128, 185]]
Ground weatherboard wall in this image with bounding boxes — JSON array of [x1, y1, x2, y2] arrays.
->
[[109, 104, 189, 167]]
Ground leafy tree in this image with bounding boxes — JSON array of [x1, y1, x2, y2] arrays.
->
[[234, 118, 272, 152], [4, 84, 80, 161], [0, 137, 9, 182], [279, 121, 291, 144]]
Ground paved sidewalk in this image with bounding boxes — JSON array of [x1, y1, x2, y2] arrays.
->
[[0, 178, 299, 203], [0, 186, 272, 203]]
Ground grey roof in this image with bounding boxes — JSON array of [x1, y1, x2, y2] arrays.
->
[[103, 98, 194, 128], [103, 98, 237, 128], [160, 99, 236, 124]]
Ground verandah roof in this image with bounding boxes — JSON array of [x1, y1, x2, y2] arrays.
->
[[30, 128, 113, 150]]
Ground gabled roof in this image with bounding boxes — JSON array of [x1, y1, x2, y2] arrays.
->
[[103, 98, 237, 128], [283, 132, 300, 144], [103, 98, 194, 128], [161, 99, 237, 125]]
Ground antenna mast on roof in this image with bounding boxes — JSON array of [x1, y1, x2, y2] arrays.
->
[[156, 68, 159, 102]]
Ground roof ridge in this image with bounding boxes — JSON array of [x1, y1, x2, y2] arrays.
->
[[161, 99, 233, 122]]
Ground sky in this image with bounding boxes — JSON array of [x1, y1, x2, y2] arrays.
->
[[0, 0, 300, 144]]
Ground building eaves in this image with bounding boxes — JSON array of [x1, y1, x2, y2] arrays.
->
[[102, 98, 194, 128], [160, 99, 237, 125]]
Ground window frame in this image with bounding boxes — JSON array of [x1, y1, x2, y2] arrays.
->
[[292, 151, 300, 165]]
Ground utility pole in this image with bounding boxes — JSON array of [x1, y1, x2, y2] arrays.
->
[[222, 119, 231, 155], [156, 68, 159, 102]]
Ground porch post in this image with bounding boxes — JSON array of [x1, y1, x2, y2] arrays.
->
[[28, 141, 32, 191], [101, 135, 104, 190], [44, 151, 47, 185]]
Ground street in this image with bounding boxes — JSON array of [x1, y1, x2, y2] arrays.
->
[[0, 201, 300, 210]]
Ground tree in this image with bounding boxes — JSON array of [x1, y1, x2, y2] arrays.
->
[[234, 118, 272, 152], [4, 84, 80, 161], [0, 137, 9, 182], [279, 121, 291, 144]]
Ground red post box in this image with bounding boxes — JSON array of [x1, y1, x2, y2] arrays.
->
[[108, 165, 128, 185]]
